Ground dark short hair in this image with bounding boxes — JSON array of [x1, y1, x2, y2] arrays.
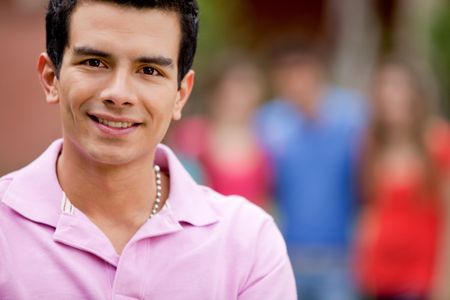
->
[[46, 0, 199, 85]]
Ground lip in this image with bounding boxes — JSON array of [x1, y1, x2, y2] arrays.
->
[[88, 113, 142, 124], [87, 113, 142, 137]]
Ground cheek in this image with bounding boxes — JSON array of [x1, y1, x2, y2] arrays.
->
[[142, 87, 179, 119], [59, 73, 94, 104], [57, 77, 95, 124]]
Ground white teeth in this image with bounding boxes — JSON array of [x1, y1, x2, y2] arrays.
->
[[97, 118, 133, 129]]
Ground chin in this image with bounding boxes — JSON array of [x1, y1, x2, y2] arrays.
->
[[92, 153, 133, 166], [79, 140, 136, 166], [66, 132, 154, 167]]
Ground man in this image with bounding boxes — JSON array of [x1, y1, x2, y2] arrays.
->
[[0, 1, 296, 299], [255, 42, 366, 300]]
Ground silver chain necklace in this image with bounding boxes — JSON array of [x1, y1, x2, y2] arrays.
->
[[150, 164, 162, 218]]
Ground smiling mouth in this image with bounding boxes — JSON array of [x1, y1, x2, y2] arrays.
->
[[88, 115, 139, 129]]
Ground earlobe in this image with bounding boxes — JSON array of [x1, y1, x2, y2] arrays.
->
[[173, 70, 195, 121], [37, 52, 59, 104]]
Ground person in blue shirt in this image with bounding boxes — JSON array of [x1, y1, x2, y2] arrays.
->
[[255, 41, 366, 300]]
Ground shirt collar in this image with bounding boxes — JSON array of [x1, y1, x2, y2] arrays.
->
[[154, 143, 219, 226], [2, 139, 219, 228], [2, 139, 63, 227]]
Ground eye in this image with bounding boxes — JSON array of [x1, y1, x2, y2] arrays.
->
[[141, 66, 161, 76], [82, 59, 104, 68]]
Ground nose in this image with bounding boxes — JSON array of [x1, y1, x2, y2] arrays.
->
[[100, 70, 137, 107]]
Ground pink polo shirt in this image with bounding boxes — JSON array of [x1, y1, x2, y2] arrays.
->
[[0, 140, 296, 300]]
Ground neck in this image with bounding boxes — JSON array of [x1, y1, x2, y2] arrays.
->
[[211, 109, 251, 127], [57, 143, 161, 225], [292, 85, 324, 120]]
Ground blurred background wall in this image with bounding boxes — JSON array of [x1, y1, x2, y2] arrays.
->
[[0, 0, 60, 175], [1, 0, 449, 174]]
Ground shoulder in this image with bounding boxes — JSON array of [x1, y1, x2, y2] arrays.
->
[[202, 186, 272, 222], [0, 172, 16, 203], [255, 99, 296, 121], [253, 99, 299, 155], [328, 87, 366, 114], [427, 119, 450, 168], [0, 173, 16, 283], [198, 188, 296, 298], [324, 87, 368, 132], [0, 140, 62, 204], [200, 186, 284, 249], [0, 172, 19, 237]]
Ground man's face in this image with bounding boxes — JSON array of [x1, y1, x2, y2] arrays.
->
[[39, 1, 193, 166], [272, 56, 323, 104]]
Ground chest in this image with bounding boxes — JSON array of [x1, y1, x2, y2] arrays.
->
[[0, 218, 245, 300]]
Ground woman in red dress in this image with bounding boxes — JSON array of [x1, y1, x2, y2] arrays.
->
[[199, 52, 273, 210], [168, 52, 273, 210], [355, 59, 450, 300]]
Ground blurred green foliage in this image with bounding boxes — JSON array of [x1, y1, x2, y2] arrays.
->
[[189, 0, 245, 112], [195, 0, 241, 71], [430, 0, 450, 116]]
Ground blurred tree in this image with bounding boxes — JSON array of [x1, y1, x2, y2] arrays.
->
[[188, 0, 243, 113], [195, 0, 243, 70], [430, 0, 450, 117]]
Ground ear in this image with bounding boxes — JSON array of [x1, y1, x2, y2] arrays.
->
[[37, 52, 60, 104], [172, 70, 195, 121]]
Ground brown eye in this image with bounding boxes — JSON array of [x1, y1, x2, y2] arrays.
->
[[84, 59, 102, 67], [142, 66, 160, 76]]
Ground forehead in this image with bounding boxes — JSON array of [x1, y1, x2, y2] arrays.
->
[[67, 2, 181, 59]]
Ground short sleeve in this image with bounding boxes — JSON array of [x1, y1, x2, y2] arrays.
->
[[237, 218, 297, 300], [0, 178, 13, 291], [0, 227, 8, 287]]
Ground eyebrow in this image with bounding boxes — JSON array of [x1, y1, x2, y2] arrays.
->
[[73, 46, 174, 69], [73, 47, 110, 59], [138, 56, 174, 69]]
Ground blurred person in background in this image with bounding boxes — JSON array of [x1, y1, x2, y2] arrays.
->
[[169, 52, 272, 210], [255, 40, 366, 300], [355, 59, 450, 300], [199, 52, 273, 210]]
